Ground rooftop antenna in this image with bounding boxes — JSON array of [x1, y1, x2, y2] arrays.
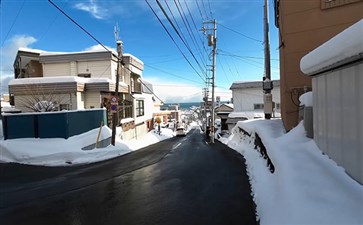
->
[[114, 23, 120, 42]]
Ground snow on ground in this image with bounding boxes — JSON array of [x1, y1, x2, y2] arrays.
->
[[220, 119, 363, 225], [0, 124, 176, 167], [127, 127, 175, 151]]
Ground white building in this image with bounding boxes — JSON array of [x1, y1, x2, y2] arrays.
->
[[228, 80, 280, 130], [9, 48, 161, 140]]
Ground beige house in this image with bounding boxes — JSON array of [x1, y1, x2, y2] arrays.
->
[[9, 48, 160, 140], [274, 0, 363, 130]]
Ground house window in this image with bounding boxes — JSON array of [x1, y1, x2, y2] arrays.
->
[[136, 100, 144, 117], [131, 78, 135, 93], [254, 103, 264, 110], [78, 73, 91, 78], [59, 104, 70, 111]]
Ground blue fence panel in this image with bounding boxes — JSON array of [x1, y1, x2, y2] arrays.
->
[[67, 109, 106, 137], [38, 113, 68, 139], [3, 109, 107, 140], [4, 114, 35, 139]]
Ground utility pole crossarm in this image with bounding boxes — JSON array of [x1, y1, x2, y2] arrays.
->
[[203, 19, 217, 143]]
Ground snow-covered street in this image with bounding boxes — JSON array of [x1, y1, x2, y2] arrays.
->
[[1, 118, 363, 224], [0, 123, 176, 166]]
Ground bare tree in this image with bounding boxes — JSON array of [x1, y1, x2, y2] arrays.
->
[[14, 82, 71, 112]]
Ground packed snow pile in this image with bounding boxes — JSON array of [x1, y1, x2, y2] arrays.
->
[[127, 127, 175, 151], [220, 119, 363, 225], [0, 126, 129, 166], [0, 125, 175, 167]]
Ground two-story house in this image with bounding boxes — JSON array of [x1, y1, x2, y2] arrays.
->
[[228, 80, 280, 130], [9, 48, 160, 140]]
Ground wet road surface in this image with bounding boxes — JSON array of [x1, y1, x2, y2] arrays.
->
[[0, 128, 257, 225]]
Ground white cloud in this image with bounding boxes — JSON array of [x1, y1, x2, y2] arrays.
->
[[0, 35, 37, 94], [74, 0, 108, 20], [144, 77, 232, 103], [144, 77, 201, 103]]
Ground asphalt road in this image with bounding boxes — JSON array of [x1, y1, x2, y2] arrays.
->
[[0, 128, 257, 225]]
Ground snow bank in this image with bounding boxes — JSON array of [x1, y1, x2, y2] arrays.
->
[[222, 119, 363, 224], [301, 19, 363, 75], [0, 126, 129, 166], [127, 127, 175, 151]]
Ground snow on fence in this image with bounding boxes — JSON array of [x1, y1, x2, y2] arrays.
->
[[2, 109, 106, 140]]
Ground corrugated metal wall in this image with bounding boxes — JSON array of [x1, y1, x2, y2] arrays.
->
[[312, 62, 363, 183], [2, 109, 106, 140]]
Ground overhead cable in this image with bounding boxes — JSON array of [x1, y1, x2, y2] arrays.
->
[[48, 0, 164, 102], [147, 0, 206, 82], [218, 22, 263, 43], [174, 0, 207, 68], [156, 0, 207, 77]]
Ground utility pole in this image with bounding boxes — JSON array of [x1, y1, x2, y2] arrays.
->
[[111, 25, 123, 146], [263, 0, 273, 119], [203, 20, 217, 143]]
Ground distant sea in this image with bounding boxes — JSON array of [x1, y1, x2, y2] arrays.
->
[[164, 102, 200, 110]]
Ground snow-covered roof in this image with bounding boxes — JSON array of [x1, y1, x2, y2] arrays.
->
[[123, 53, 144, 65], [230, 80, 280, 90], [300, 19, 363, 76], [18, 47, 46, 54]]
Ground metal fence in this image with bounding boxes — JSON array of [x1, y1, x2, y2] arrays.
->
[[2, 109, 106, 140]]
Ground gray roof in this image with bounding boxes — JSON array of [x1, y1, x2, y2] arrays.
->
[[230, 80, 280, 90]]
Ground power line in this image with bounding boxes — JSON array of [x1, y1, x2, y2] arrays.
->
[[48, 0, 164, 103], [174, 0, 207, 68], [1, 0, 25, 47], [48, 0, 113, 57], [184, 1, 209, 57], [147, 0, 206, 82], [207, 0, 214, 19], [156, 0, 206, 77], [139, 79, 164, 103], [218, 50, 279, 61], [196, 1, 206, 21], [144, 64, 203, 85], [218, 22, 263, 43], [201, 0, 210, 20]]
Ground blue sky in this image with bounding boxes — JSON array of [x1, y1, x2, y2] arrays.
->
[[1, 0, 280, 103]]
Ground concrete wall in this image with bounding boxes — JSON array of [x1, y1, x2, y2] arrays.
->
[[43, 60, 114, 79], [277, 0, 363, 130], [312, 61, 363, 184]]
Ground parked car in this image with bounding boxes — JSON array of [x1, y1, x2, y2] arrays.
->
[[176, 127, 186, 136]]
